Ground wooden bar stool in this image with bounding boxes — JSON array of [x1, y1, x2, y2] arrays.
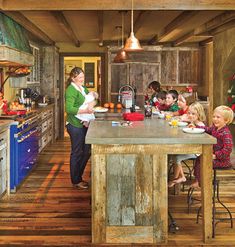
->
[[195, 166, 234, 238]]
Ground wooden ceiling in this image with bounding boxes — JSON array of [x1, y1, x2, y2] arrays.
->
[[1, 0, 235, 48]]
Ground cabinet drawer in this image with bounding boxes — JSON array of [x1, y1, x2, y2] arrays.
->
[[42, 121, 48, 133]]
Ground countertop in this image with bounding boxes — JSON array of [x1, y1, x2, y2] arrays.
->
[[0, 119, 14, 132], [86, 115, 217, 145]]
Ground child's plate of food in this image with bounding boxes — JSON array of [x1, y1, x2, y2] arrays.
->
[[182, 127, 205, 134], [94, 106, 109, 113], [177, 121, 188, 127]]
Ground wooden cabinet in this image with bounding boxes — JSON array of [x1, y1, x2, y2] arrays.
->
[[38, 107, 54, 153], [108, 47, 201, 106], [109, 62, 160, 106], [0, 128, 8, 197]]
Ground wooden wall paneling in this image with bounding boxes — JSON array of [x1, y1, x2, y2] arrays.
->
[[107, 154, 136, 226], [179, 50, 191, 84], [111, 63, 128, 93], [135, 155, 153, 226], [152, 153, 168, 243], [200, 145, 213, 243], [161, 50, 177, 84], [106, 154, 122, 226], [92, 150, 106, 243]]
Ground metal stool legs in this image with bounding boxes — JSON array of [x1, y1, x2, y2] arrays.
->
[[195, 169, 233, 238], [168, 211, 179, 233]]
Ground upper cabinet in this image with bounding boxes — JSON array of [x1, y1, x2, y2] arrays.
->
[[108, 46, 201, 105]]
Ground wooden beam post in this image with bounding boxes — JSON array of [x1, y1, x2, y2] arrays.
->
[[51, 11, 80, 47]]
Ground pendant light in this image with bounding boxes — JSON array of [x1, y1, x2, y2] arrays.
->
[[113, 11, 130, 63], [124, 0, 143, 52]]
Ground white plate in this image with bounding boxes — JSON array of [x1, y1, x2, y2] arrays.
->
[[94, 107, 109, 113], [38, 103, 48, 107], [178, 121, 188, 127], [182, 127, 205, 134], [152, 111, 160, 115]]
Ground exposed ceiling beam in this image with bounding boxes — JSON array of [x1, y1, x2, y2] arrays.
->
[[195, 10, 235, 35], [98, 11, 103, 47], [1, 0, 235, 10], [51, 11, 80, 47], [209, 19, 235, 35], [199, 37, 213, 46], [173, 31, 212, 46], [2, 11, 54, 45], [173, 11, 235, 45], [134, 11, 149, 34], [157, 11, 199, 42]]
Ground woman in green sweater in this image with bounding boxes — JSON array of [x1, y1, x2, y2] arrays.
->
[[65, 67, 93, 189]]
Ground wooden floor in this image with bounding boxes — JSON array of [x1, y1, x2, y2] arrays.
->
[[0, 138, 235, 246]]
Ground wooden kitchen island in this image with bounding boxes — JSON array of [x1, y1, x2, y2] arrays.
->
[[86, 116, 216, 244]]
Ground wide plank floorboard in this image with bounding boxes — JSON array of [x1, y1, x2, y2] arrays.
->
[[0, 138, 235, 246]]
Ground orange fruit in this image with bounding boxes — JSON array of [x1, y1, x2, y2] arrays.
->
[[104, 103, 109, 108], [109, 102, 115, 109], [116, 103, 122, 109]]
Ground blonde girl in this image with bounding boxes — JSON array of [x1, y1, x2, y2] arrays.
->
[[168, 102, 206, 187], [191, 105, 234, 188]]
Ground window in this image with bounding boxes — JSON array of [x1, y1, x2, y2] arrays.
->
[[27, 44, 40, 84]]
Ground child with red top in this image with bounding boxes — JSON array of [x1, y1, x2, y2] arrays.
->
[[191, 105, 234, 188], [155, 91, 169, 111], [168, 102, 206, 187], [172, 94, 189, 116]]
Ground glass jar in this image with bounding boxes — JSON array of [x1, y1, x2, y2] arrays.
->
[[144, 105, 152, 118]]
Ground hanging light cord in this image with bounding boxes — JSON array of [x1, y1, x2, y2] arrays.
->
[[121, 12, 124, 47], [131, 0, 134, 33]]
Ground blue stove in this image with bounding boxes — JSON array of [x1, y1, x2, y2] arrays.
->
[[6, 114, 39, 192]]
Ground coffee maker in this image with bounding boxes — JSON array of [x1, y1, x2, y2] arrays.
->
[[19, 88, 32, 110]]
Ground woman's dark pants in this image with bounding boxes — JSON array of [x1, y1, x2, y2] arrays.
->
[[66, 124, 91, 185]]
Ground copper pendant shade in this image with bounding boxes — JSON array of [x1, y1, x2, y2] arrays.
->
[[113, 12, 130, 63], [113, 48, 129, 63], [124, 0, 143, 52]]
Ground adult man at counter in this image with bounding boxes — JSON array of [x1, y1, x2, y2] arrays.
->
[[65, 67, 92, 189]]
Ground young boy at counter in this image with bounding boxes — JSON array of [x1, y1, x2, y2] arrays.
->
[[191, 105, 234, 188], [166, 89, 180, 112], [155, 91, 169, 111]]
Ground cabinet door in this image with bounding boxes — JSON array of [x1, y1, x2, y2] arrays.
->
[[129, 62, 160, 106], [110, 63, 128, 103]]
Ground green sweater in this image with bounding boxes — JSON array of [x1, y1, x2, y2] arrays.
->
[[65, 84, 89, 128], [168, 103, 180, 112]]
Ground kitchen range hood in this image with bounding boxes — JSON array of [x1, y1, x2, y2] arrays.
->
[[0, 12, 34, 66]]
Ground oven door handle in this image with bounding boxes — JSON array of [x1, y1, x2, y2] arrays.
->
[[17, 129, 38, 143]]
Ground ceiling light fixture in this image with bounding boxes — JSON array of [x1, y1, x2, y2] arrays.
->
[[113, 11, 129, 63], [124, 0, 143, 52]]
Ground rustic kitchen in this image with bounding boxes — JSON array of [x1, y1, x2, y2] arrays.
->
[[0, 1, 235, 246]]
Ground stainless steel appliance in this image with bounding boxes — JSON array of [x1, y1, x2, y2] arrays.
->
[[118, 84, 136, 112]]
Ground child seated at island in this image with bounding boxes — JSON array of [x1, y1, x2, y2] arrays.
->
[[172, 94, 189, 117], [165, 89, 179, 112], [75, 91, 99, 127], [190, 105, 234, 188], [168, 102, 206, 187], [144, 81, 161, 106], [154, 91, 169, 111]]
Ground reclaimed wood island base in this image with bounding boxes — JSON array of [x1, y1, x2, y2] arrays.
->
[[86, 117, 216, 244]]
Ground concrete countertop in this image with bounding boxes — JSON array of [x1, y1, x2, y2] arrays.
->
[[86, 115, 217, 145], [0, 119, 14, 132]]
